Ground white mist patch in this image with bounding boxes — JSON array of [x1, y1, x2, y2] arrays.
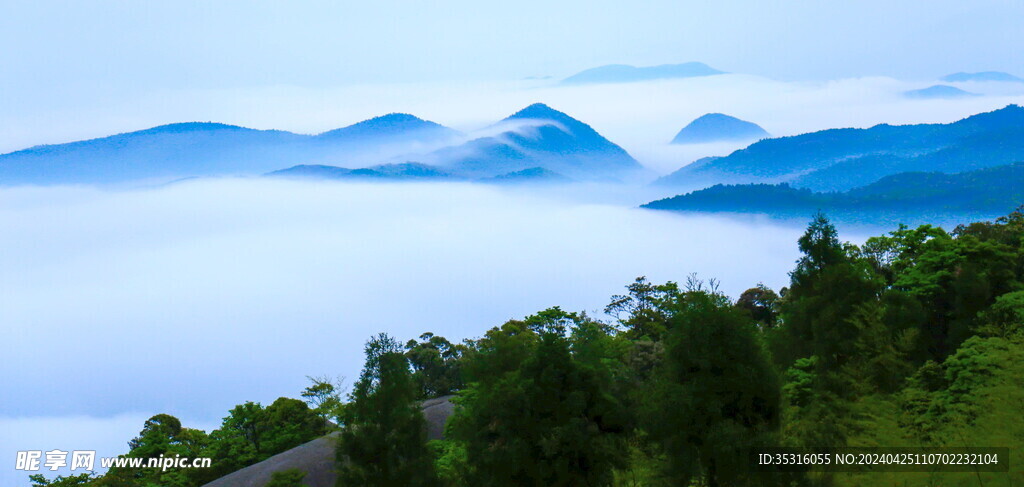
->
[[463, 118, 569, 141], [0, 178, 872, 479]]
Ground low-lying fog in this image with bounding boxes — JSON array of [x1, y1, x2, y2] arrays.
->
[[3, 74, 1022, 484], [0, 178, 876, 482]]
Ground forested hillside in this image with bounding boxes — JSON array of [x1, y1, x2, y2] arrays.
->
[[31, 210, 1024, 487], [667, 104, 1024, 192], [644, 162, 1024, 221]]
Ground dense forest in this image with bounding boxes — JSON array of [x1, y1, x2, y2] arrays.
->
[[643, 162, 1024, 218], [31, 209, 1024, 487]]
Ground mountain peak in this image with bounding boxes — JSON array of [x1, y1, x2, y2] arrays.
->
[[671, 113, 769, 144], [357, 112, 427, 125], [137, 122, 250, 135], [428, 103, 641, 180], [317, 113, 454, 140], [903, 84, 978, 99], [505, 103, 568, 121]]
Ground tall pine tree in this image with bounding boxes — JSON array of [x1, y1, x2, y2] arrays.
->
[[336, 334, 437, 487]]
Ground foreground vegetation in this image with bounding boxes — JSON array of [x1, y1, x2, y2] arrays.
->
[[32, 209, 1024, 486]]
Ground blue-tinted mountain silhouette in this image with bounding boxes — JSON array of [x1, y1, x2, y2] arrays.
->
[[480, 167, 572, 184], [316, 113, 457, 142], [428, 103, 643, 181], [0, 114, 459, 185], [0, 106, 643, 185], [670, 114, 769, 144], [561, 62, 724, 85], [941, 71, 1023, 83], [903, 85, 979, 99], [664, 105, 1024, 192], [643, 162, 1024, 221], [267, 162, 455, 181]]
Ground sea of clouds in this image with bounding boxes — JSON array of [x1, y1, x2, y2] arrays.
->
[[2, 74, 1023, 484], [0, 179, 838, 483]]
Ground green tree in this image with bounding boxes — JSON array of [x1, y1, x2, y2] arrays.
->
[[261, 397, 327, 453], [605, 277, 680, 340], [206, 398, 324, 480], [405, 333, 465, 398], [98, 414, 211, 487], [29, 473, 100, 487], [206, 402, 264, 476], [780, 212, 883, 372], [301, 375, 345, 425], [336, 333, 437, 487], [643, 291, 781, 487], [446, 309, 628, 486], [977, 290, 1024, 337], [842, 302, 918, 393], [866, 215, 1021, 360], [735, 283, 781, 327], [446, 311, 626, 484]]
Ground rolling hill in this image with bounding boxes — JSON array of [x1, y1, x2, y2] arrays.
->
[[664, 104, 1024, 192], [480, 167, 572, 184], [0, 114, 459, 185], [670, 113, 769, 144], [903, 85, 978, 99], [267, 162, 455, 181], [0, 105, 643, 185], [316, 113, 457, 143], [643, 162, 1024, 219]]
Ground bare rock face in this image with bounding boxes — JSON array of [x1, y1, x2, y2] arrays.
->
[[203, 396, 455, 487], [203, 433, 340, 487], [421, 395, 456, 441]]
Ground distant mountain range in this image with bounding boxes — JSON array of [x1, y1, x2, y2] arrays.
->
[[560, 62, 724, 85], [903, 85, 978, 99], [643, 162, 1024, 220], [269, 104, 640, 184], [941, 71, 1023, 83], [267, 162, 455, 181], [670, 114, 768, 144], [663, 104, 1024, 192], [0, 104, 643, 185], [0, 114, 460, 185], [479, 167, 573, 185], [269, 163, 575, 185]]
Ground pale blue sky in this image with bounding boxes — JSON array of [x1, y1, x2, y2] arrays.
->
[[2, 0, 1022, 94], [2, 0, 1023, 153]]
